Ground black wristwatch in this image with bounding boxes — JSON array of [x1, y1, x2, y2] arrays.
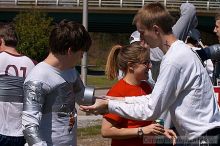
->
[[137, 127, 144, 138]]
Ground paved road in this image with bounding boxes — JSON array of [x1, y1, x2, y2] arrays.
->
[[77, 115, 103, 128], [77, 89, 109, 128], [95, 88, 109, 96], [77, 88, 109, 115]]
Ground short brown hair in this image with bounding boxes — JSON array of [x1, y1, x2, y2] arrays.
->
[[133, 2, 174, 34], [0, 22, 18, 47], [49, 19, 91, 55]]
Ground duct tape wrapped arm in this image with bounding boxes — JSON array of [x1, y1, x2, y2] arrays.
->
[[72, 72, 85, 105], [73, 72, 95, 106], [22, 81, 50, 146]]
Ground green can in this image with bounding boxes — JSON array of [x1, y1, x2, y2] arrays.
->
[[155, 119, 164, 126]]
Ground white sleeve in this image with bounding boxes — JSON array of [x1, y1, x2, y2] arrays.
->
[[124, 95, 150, 103], [108, 64, 181, 121], [172, 3, 197, 41]]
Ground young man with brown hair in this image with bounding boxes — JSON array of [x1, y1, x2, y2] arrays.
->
[[22, 20, 92, 146]]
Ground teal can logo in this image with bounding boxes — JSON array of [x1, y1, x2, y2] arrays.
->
[[155, 119, 164, 126]]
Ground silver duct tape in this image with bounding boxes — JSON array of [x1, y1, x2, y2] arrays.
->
[[43, 104, 75, 115], [23, 104, 41, 112], [23, 126, 42, 146], [0, 75, 24, 102], [23, 81, 46, 112], [0, 96, 23, 103], [73, 76, 85, 100], [42, 82, 75, 114], [24, 81, 76, 115], [83, 86, 95, 105]]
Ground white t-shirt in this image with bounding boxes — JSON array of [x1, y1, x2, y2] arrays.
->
[[150, 47, 164, 62], [0, 51, 35, 137], [0, 51, 35, 77]]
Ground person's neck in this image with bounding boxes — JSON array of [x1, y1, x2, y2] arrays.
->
[[160, 34, 177, 54], [123, 74, 141, 86], [1, 45, 20, 55], [44, 53, 73, 71]]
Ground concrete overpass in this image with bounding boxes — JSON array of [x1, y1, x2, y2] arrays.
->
[[0, 0, 219, 33]]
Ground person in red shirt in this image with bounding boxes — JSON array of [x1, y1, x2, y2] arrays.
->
[[102, 44, 175, 146]]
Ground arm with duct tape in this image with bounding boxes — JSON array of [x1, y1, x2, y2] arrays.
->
[[73, 69, 95, 106], [22, 81, 49, 146]]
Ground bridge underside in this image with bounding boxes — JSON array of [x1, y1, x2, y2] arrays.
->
[[0, 9, 215, 34]]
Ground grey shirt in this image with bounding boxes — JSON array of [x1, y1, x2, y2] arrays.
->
[[22, 62, 84, 146]]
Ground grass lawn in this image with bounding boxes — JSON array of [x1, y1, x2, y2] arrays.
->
[[77, 125, 111, 146], [77, 125, 101, 137]]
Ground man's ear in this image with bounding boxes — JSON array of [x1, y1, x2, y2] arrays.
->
[[67, 47, 72, 55], [0, 38, 5, 48], [152, 25, 161, 35], [0, 38, 4, 51], [0, 38, 4, 46]]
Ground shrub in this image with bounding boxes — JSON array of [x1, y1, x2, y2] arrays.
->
[[14, 11, 53, 62]]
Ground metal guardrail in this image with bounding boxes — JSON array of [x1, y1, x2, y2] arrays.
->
[[0, 0, 219, 11]]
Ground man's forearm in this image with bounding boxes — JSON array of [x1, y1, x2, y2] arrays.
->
[[124, 95, 150, 103], [23, 81, 46, 146], [23, 124, 46, 146], [108, 99, 154, 121]]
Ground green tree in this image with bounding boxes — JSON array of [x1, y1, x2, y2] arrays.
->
[[14, 11, 53, 62]]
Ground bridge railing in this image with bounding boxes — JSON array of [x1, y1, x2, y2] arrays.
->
[[0, 0, 219, 11]]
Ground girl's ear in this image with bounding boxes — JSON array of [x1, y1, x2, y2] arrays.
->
[[127, 62, 134, 71]]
